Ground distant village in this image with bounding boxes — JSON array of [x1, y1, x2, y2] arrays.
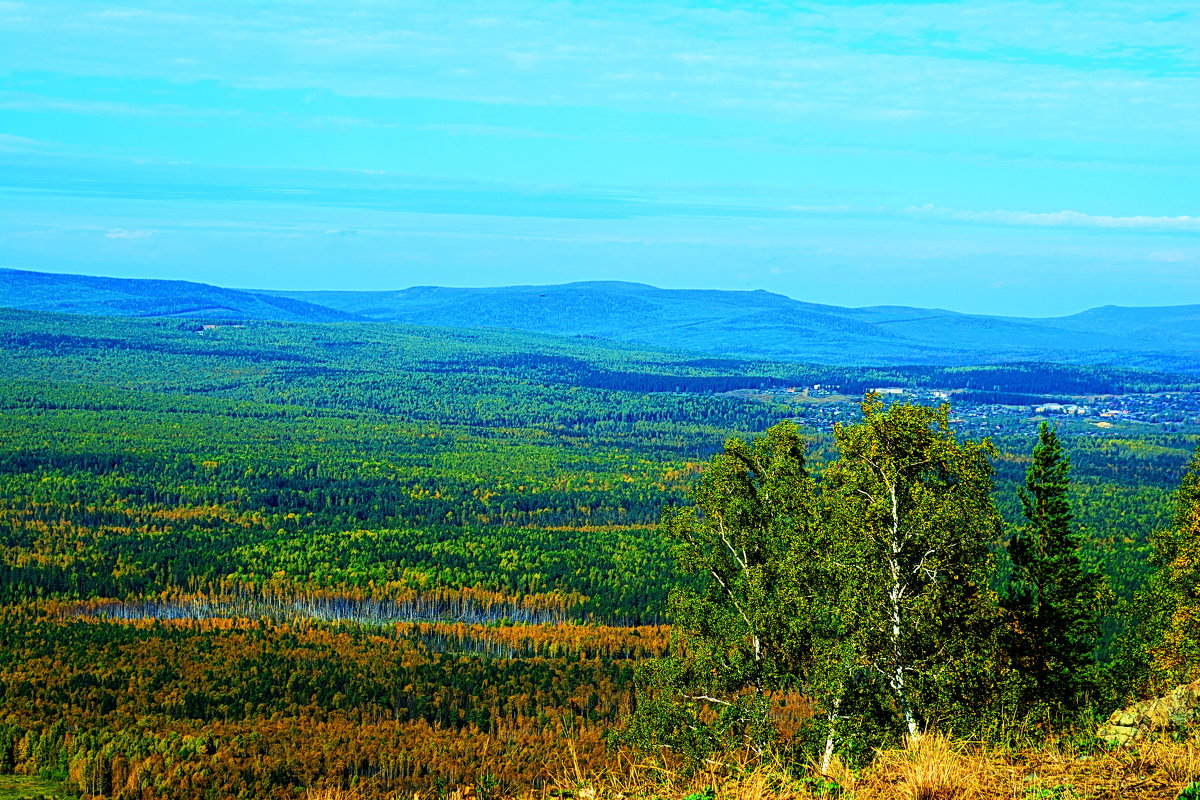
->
[[762, 385, 1200, 435]]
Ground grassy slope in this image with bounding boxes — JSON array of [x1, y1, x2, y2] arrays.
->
[[0, 774, 77, 800]]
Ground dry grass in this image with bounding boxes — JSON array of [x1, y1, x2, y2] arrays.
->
[[546, 743, 811, 800], [853, 734, 994, 800], [303, 734, 1200, 800], [306, 789, 373, 800], [1131, 739, 1200, 786], [554, 733, 1200, 800]]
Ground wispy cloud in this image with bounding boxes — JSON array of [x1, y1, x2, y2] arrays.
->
[[0, 132, 54, 153], [104, 228, 152, 240], [418, 122, 574, 140], [907, 204, 1200, 232], [2, 1, 1197, 134], [0, 92, 173, 117], [1, 1, 1197, 312]]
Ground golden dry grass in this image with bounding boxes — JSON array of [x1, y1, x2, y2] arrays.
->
[[304, 733, 1200, 800], [555, 733, 1200, 800], [854, 734, 993, 799], [306, 789, 371, 800]]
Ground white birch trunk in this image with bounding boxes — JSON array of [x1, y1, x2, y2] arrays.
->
[[886, 480, 920, 741], [820, 692, 842, 773]]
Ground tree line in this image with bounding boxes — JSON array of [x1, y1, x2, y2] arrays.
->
[[626, 395, 1200, 769]]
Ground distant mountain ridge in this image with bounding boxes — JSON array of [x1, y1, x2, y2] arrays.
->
[[3, 268, 1199, 371], [264, 281, 1200, 372], [0, 268, 363, 324]]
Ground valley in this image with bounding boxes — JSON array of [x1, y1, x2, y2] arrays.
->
[[5, 2, 1196, 796], [0, 303, 1197, 796]]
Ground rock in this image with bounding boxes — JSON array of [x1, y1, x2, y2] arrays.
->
[[1098, 681, 1200, 745]]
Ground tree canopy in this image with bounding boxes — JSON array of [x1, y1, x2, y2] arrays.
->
[[630, 397, 1006, 764]]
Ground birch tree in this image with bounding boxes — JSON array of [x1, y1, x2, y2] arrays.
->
[[623, 421, 849, 762], [626, 402, 1003, 764], [822, 396, 1002, 741]]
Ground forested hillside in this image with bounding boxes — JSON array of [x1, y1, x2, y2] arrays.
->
[[269, 281, 1200, 370], [0, 269, 363, 323], [0, 308, 1198, 798], [6, 268, 1200, 371]]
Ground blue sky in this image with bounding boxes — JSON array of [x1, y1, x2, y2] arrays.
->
[[1, 1, 1197, 316]]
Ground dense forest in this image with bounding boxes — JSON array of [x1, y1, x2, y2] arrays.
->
[[1, 308, 1198, 798]]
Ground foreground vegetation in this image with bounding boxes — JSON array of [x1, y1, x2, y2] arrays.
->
[[1, 308, 1200, 798], [309, 733, 1200, 800]]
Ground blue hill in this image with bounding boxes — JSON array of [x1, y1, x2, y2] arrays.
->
[[4, 269, 1199, 371]]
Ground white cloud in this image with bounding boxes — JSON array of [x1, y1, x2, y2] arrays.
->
[[0, 132, 52, 152], [2, 0, 1196, 136], [418, 122, 570, 140], [907, 204, 1200, 232]]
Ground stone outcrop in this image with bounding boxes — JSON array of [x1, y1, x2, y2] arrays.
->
[[1098, 683, 1200, 745]]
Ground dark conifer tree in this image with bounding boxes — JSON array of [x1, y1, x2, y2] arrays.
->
[[1005, 422, 1101, 709]]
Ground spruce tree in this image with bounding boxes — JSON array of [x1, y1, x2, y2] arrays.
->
[[1004, 422, 1101, 709]]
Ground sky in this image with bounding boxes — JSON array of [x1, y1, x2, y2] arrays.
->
[[1, 1, 1197, 316]]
